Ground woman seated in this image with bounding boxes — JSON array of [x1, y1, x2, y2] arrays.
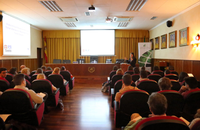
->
[[8, 67, 17, 76], [52, 67, 67, 84], [37, 73, 57, 91]]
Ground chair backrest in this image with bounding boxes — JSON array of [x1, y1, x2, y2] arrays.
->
[[170, 70, 179, 76], [190, 118, 200, 130], [131, 74, 140, 82], [135, 116, 189, 130], [120, 90, 149, 116], [111, 74, 123, 87], [63, 59, 71, 63], [0, 89, 33, 114], [109, 70, 116, 80], [47, 74, 64, 88], [125, 70, 134, 75], [171, 80, 181, 91], [5, 73, 13, 83], [184, 90, 200, 115], [158, 90, 184, 116], [26, 79, 31, 89], [29, 70, 36, 77], [44, 70, 52, 77], [60, 71, 71, 82], [31, 79, 53, 95], [0, 79, 10, 92], [24, 74, 31, 82], [152, 70, 164, 77], [53, 59, 61, 63], [31, 74, 38, 83], [147, 74, 161, 83], [165, 74, 178, 80], [137, 80, 159, 95], [114, 79, 123, 97]]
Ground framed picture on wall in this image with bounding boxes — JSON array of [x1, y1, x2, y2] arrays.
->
[[169, 31, 177, 48], [155, 37, 159, 50], [161, 34, 167, 49], [150, 39, 154, 50], [179, 27, 189, 46]]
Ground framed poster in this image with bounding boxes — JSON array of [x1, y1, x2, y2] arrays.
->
[[150, 39, 154, 50], [179, 27, 189, 46], [169, 31, 177, 48], [161, 34, 167, 49], [155, 37, 159, 50]]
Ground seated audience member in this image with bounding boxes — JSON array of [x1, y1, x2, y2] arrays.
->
[[52, 67, 67, 84], [133, 67, 139, 74], [60, 66, 73, 79], [8, 67, 17, 76], [124, 92, 168, 130], [135, 70, 148, 86], [179, 72, 188, 84], [126, 66, 133, 73], [41, 65, 46, 72], [36, 68, 43, 74], [169, 65, 175, 71], [158, 77, 172, 90], [21, 67, 30, 77], [179, 77, 200, 99], [0, 68, 8, 81], [46, 67, 52, 71], [115, 74, 139, 102], [141, 66, 150, 75], [19, 65, 26, 73], [164, 69, 171, 75], [189, 109, 200, 129], [37, 74, 57, 91], [153, 66, 159, 71], [14, 74, 46, 105]]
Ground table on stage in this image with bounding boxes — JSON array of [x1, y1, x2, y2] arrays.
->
[[45, 63, 120, 83]]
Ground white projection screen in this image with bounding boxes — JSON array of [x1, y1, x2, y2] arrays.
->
[[3, 13, 31, 56], [80, 30, 115, 56]]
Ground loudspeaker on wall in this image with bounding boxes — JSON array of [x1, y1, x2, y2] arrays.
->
[[166, 20, 172, 27], [0, 14, 2, 22]]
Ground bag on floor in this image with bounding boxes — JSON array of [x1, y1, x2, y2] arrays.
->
[[101, 82, 109, 93]]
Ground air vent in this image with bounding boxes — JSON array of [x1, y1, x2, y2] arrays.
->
[[150, 16, 157, 20], [113, 17, 133, 22], [39, 1, 63, 12], [65, 23, 76, 27], [118, 22, 129, 27], [85, 12, 91, 16], [60, 17, 79, 22], [126, 0, 147, 11]]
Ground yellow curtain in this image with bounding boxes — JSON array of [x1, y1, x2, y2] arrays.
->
[[42, 30, 149, 63]]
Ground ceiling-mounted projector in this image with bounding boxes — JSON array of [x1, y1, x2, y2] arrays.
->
[[88, 5, 95, 12], [106, 17, 112, 23]]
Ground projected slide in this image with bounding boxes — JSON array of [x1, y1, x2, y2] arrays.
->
[[81, 30, 115, 56], [3, 13, 30, 56]]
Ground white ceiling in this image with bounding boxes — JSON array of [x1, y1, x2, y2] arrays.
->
[[0, 0, 200, 30]]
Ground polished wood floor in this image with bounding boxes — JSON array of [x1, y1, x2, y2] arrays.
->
[[39, 83, 121, 130]]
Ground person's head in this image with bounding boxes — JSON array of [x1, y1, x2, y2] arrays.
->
[[13, 74, 26, 86], [116, 68, 124, 75], [36, 68, 43, 74], [122, 74, 132, 86], [179, 72, 188, 82], [113, 65, 118, 71], [158, 77, 172, 90], [194, 109, 200, 118], [46, 67, 52, 71], [153, 66, 159, 71], [184, 77, 197, 90], [147, 92, 167, 115], [130, 52, 135, 58], [20, 65, 26, 70], [53, 67, 60, 74], [21, 67, 30, 75], [41, 66, 46, 72], [141, 66, 145, 71], [169, 66, 174, 70], [37, 73, 46, 80], [9, 67, 17, 75], [127, 66, 133, 71], [140, 70, 147, 78], [133, 67, 139, 74], [164, 69, 171, 75], [61, 66, 66, 71], [0, 68, 7, 78]]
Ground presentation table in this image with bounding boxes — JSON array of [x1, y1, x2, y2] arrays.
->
[[45, 63, 120, 83]]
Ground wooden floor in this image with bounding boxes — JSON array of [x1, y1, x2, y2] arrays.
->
[[39, 83, 121, 130]]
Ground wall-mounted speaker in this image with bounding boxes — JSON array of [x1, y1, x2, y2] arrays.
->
[[0, 14, 3, 22], [166, 20, 172, 27]]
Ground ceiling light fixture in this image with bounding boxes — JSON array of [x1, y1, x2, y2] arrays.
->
[[88, 5, 95, 12], [39, 1, 63, 12], [126, 0, 147, 11], [105, 17, 112, 23]]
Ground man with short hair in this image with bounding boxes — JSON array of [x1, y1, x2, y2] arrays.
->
[[179, 77, 200, 98], [14, 74, 46, 104], [115, 74, 138, 102], [135, 70, 148, 86], [158, 77, 172, 90], [19, 65, 26, 73], [0, 67, 9, 84]]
